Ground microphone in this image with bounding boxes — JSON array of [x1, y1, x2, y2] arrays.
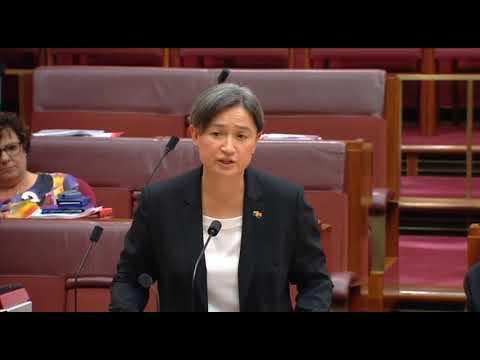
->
[[217, 68, 230, 84], [73, 225, 103, 312], [183, 69, 231, 125], [137, 273, 160, 312], [191, 220, 222, 311], [144, 136, 180, 187]]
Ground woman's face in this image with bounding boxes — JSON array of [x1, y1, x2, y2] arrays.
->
[[191, 105, 261, 179], [0, 128, 27, 188]]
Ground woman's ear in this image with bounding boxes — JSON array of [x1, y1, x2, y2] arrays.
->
[[252, 131, 263, 154], [189, 125, 199, 145]]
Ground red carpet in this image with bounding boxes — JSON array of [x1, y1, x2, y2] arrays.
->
[[401, 176, 480, 198], [403, 125, 480, 145], [385, 235, 467, 287]]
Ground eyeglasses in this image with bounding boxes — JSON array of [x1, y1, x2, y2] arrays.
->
[[0, 142, 22, 157]]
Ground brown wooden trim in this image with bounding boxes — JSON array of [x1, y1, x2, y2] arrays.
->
[[399, 197, 480, 211], [172, 48, 181, 67], [420, 48, 437, 136], [4, 69, 34, 76], [466, 80, 474, 198], [468, 223, 480, 267], [402, 144, 480, 154], [45, 48, 54, 65], [163, 48, 170, 67], [406, 154, 419, 176], [38, 48, 48, 66], [345, 140, 370, 279], [384, 74, 401, 262], [384, 284, 465, 303], [398, 73, 480, 81], [385, 75, 401, 199], [368, 271, 384, 311], [361, 142, 374, 206], [304, 48, 311, 69], [287, 48, 294, 69]]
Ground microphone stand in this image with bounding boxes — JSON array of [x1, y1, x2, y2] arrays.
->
[[73, 241, 97, 313], [191, 220, 221, 312], [73, 225, 103, 312], [191, 234, 214, 312]]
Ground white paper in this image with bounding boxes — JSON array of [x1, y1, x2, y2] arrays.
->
[[29, 206, 103, 219], [260, 133, 322, 141], [33, 129, 107, 137]]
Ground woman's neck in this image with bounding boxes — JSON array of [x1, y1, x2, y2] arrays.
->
[[0, 171, 37, 199], [202, 171, 244, 218]]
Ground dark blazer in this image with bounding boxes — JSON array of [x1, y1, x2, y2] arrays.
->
[[110, 166, 333, 312], [465, 262, 480, 312]]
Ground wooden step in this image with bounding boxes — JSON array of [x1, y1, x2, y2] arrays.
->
[[399, 196, 480, 212], [384, 284, 465, 304]]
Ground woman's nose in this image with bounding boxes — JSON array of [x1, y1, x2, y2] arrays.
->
[[221, 136, 235, 152], [0, 150, 11, 162]]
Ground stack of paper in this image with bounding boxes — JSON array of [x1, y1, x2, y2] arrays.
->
[[29, 206, 104, 219]]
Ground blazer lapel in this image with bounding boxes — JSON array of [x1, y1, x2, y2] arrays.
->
[[238, 168, 265, 311], [181, 167, 208, 311]]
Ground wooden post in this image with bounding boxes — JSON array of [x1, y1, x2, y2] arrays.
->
[[466, 80, 474, 198], [420, 48, 436, 135]]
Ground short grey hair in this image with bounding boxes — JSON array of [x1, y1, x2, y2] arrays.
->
[[189, 83, 264, 132]]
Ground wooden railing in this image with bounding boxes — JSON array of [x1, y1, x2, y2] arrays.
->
[[397, 73, 480, 199]]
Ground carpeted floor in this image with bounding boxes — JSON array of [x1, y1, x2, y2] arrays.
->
[[403, 125, 480, 145], [401, 176, 480, 198]]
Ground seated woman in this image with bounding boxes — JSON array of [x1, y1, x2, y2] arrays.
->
[[0, 112, 93, 218]]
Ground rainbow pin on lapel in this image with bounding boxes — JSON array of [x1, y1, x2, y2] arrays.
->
[[253, 210, 263, 219]]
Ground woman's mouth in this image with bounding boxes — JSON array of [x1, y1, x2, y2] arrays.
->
[[217, 159, 235, 166]]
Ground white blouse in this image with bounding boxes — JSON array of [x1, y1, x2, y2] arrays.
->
[[202, 215, 243, 312]]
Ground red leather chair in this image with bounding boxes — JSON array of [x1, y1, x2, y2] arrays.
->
[[29, 136, 167, 218], [0, 219, 158, 312], [307, 48, 422, 111], [31, 66, 217, 137]]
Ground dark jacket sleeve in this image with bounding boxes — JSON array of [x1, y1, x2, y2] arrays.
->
[[290, 189, 333, 312], [110, 187, 156, 312], [465, 262, 480, 312]]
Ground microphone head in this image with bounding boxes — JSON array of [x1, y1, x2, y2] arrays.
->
[[207, 220, 222, 237], [165, 136, 180, 153], [89, 225, 104, 243], [217, 69, 231, 84], [137, 273, 153, 288]]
